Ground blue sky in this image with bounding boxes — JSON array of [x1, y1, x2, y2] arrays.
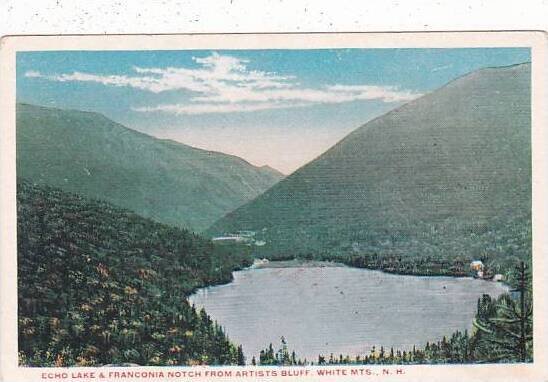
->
[[17, 48, 530, 174]]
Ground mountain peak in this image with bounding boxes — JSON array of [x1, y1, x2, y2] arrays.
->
[[208, 64, 531, 266], [259, 165, 285, 178]]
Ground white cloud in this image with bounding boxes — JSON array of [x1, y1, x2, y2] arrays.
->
[[133, 101, 312, 115], [431, 64, 453, 73], [326, 85, 423, 103], [24, 70, 41, 78], [24, 52, 422, 115], [25, 70, 173, 93]]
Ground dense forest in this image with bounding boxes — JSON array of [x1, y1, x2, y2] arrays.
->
[[256, 262, 533, 365], [247, 209, 531, 279], [17, 180, 252, 366]]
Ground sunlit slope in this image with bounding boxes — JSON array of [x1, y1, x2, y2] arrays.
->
[[17, 104, 283, 231]]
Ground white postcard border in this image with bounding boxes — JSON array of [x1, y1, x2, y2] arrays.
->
[[1, 31, 546, 382]]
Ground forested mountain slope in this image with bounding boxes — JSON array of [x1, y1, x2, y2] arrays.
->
[[17, 180, 252, 366], [17, 104, 283, 232], [209, 64, 531, 274]]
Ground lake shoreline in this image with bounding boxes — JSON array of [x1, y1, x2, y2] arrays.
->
[[184, 254, 508, 301], [250, 258, 346, 269], [247, 257, 508, 286], [188, 259, 510, 362]]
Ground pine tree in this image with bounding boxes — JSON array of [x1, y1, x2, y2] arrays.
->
[[267, 343, 275, 364], [473, 261, 533, 362], [318, 355, 325, 365], [278, 336, 290, 365], [236, 345, 245, 366]]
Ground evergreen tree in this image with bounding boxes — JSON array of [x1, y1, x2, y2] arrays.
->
[[473, 262, 533, 362], [236, 345, 245, 366], [318, 355, 325, 365]]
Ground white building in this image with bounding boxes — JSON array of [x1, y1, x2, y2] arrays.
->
[[212, 236, 245, 242], [493, 274, 504, 282], [470, 260, 484, 271]]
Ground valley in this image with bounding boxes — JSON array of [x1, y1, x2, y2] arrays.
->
[[17, 103, 283, 232]]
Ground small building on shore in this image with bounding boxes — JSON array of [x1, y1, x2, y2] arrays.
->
[[493, 274, 504, 282], [470, 260, 484, 271], [212, 235, 246, 243], [470, 260, 485, 278]]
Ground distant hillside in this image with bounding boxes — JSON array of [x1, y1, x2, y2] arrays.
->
[[208, 63, 531, 272], [17, 180, 252, 366], [16, 104, 283, 232]]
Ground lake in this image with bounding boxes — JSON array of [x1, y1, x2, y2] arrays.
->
[[188, 261, 508, 362]]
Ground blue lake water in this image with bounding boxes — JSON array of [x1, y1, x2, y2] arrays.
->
[[189, 263, 508, 362]]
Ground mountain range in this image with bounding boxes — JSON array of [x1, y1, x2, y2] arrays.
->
[[16, 103, 283, 232]]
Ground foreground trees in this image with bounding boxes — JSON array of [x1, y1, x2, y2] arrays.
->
[[17, 181, 253, 366], [18, 181, 532, 366], [472, 262, 533, 362], [258, 338, 303, 366]]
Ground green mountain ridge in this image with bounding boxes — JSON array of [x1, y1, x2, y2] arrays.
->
[[17, 180, 252, 366], [208, 63, 532, 271], [16, 103, 283, 232]]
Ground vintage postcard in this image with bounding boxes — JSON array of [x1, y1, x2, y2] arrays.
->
[[0, 32, 546, 382]]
